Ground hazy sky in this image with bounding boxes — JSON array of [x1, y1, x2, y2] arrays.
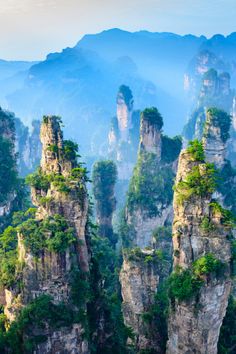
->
[[0, 0, 235, 61]]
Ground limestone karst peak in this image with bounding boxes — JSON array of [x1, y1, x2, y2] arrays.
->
[[140, 107, 163, 157], [116, 85, 134, 141], [202, 107, 231, 167]]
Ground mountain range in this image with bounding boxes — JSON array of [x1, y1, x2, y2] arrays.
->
[[0, 28, 236, 155]]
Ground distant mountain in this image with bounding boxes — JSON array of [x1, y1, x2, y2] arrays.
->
[[0, 59, 37, 106], [0, 29, 235, 155]]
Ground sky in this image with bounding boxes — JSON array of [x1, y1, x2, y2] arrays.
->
[[0, 0, 235, 61]]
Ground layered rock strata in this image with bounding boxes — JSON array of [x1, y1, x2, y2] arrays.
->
[[167, 148, 232, 354], [120, 107, 181, 352], [3, 116, 90, 353]]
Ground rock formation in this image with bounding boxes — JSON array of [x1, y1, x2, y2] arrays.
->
[[92, 160, 117, 246], [184, 50, 229, 102], [116, 85, 134, 142], [15, 119, 42, 176], [0, 108, 19, 229], [1, 116, 90, 353], [167, 142, 232, 354], [183, 69, 234, 144], [108, 85, 140, 206], [120, 107, 182, 352], [202, 108, 230, 168]]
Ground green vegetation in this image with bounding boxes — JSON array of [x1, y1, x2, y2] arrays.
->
[[216, 161, 236, 215], [141, 283, 169, 352], [42, 115, 62, 125], [169, 254, 225, 302], [174, 162, 216, 205], [203, 68, 217, 81], [47, 144, 59, 153], [118, 85, 133, 106], [183, 107, 205, 141], [0, 110, 19, 208], [168, 267, 203, 302], [161, 135, 182, 163], [62, 140, 79, 161], [0, 294, 77, 354], [92, 160, 117, 244], [186, 139, 205, 162], [192, 253, 224, 277], [125, 247, 164, 264], [26, 168, 50, 191], [127, 152, 174, 217], [118, 209, 136, 249], [205, 108, 231, 143], [210, 201, 236, 228], [88, 219, 133, 353], [142, 107, 163, 129], [17, 214, 76, 256], [0, 226, 18, 287], [92, 160, 117, 218], [200, 216, 215, 232], [26, 164, 89, 196], [218, 296, 236, 354]]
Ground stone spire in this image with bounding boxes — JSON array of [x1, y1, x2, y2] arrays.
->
[[232, 96, 236, 131], [167, 145, 232, 354], [202, 108, 231, 168], [40, 115, 64, 174], [139, 107, 163, 159], [116, 85, 133, 141]]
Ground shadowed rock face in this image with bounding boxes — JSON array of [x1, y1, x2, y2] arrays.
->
[[202, 109, 229, 168], [116, 87, 134, 142], [120, 108, 180, 353], [140, 110, 162, 158], [166, 150, 232, 354], [4, 116, 90, 354]]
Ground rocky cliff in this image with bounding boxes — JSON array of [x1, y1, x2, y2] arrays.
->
[[15, 118, 41, 176], [183, 69, 234, 144], [1, 116, 91, 353], [92, 160, 117, 246], [202, 108, 230, 168], [120, 107, 182, 352], [108, 86, 140, 206], [0, 107, 22, 230], [167, 141, 233, 354]]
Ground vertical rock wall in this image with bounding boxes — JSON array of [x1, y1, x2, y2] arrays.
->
[[167, 148, 232, 354], [120, 108, 181, 352]]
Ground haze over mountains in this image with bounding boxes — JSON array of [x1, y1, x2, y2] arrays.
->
[[0, 28, 236, 155]]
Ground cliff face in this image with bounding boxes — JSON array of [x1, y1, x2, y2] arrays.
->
[[17, 119, 42, 176], [108, 86, 140, 205], [202, 108, 229, 168], [167, 146, 232, 354], [3, 116, 90, 353], [0, 108, 18, 228], [120, 107, 182, 352], [92, 160, 117, 245], [184, 50, 231, 102], [183, 70, 234, 145], [116, 86, 133, 142]]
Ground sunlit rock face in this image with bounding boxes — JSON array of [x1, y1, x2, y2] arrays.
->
[[116, 86, 134, 142], [202, 109, 230, 168], [120, 107, 181, 353], [166, 150, 232, 354], [4, 116, 90, 353], [139, 108, 162, 158]]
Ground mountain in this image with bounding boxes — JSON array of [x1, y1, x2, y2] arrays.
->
[[0, 60, 37, 106], [1, 29, 236, 156]]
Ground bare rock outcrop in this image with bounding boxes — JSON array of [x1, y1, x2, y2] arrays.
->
[[166, 146, 232, 354], [3, 116, 90, 353], [120, 107, 181, 352]]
